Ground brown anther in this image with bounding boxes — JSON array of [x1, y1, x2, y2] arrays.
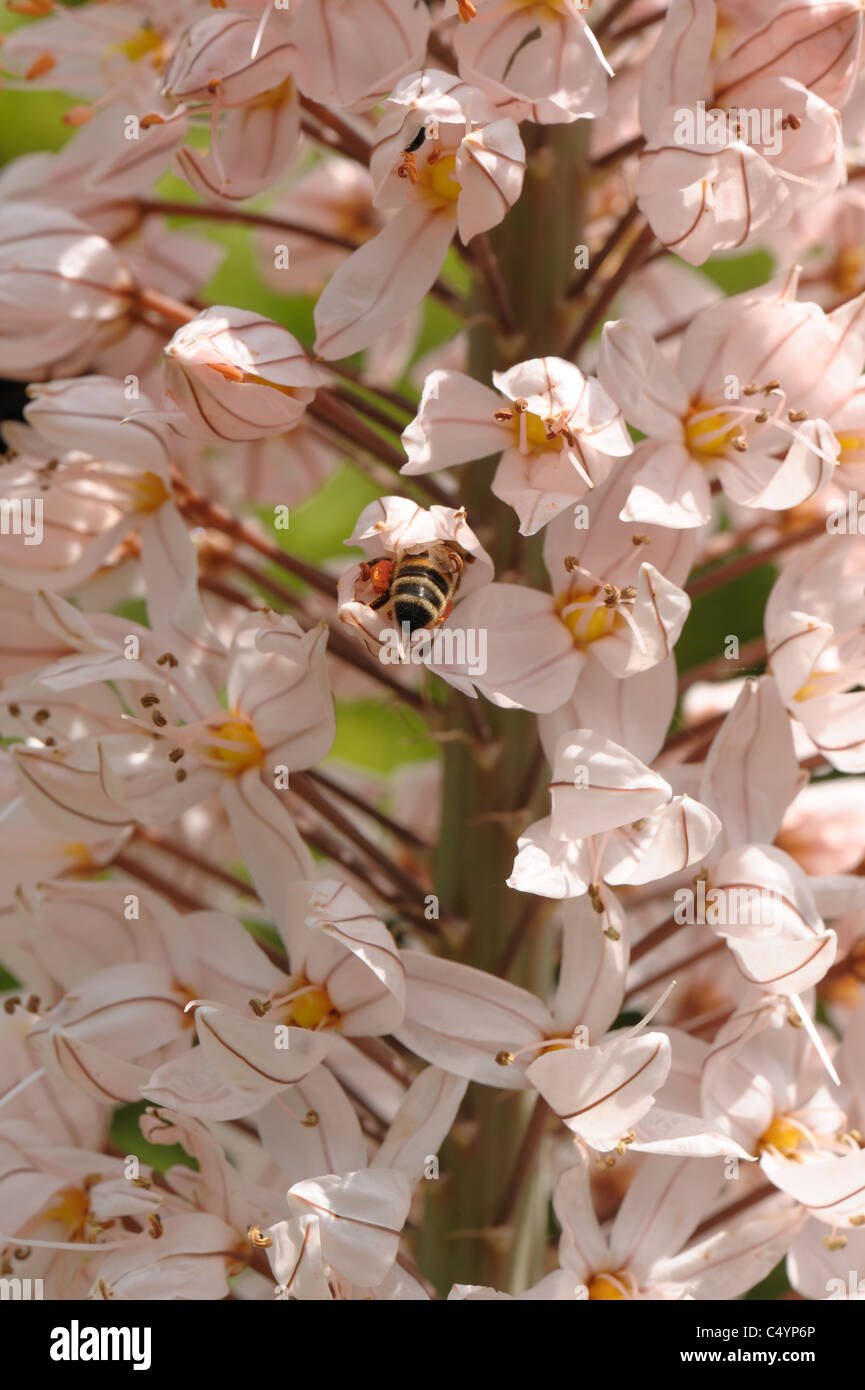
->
[[248, 1226, 273, 1248], [849, 1214, 865, 1227], [248, 997, 271, 1017], [156, 652, 179, 667], [148, 1212, 163, 1240], [140, 694, 160, 708], [754, 408, 769, 423], [850, 1129, 863, 1144], [32, 708, 50, 724], [788, 408, 809, 422], [603, 925, 621, 940], [495, 1050, 515, 1066], [493, 409, 514, 422], [7, 703, 20, 717], [631, 534, 650, 546], [168, 747, 184, 763], [13, 1246, 31, 1261], [787, 1008, 804, 1028], [139, 113, 166, 129], [513, 397, 529, 413], [631, 818, 646, 831], [603, 585, 620, 608], [564, 555, 581, 572], [783, 113, 802, 131], [25, 995, 40, 1013], [43, 736, 56, 747], [620, 585, 637, 600], [397, 152, 419, 184], [731, 435, 748, 452], [301, 1110, 320, 1128], [823, 1233, 847, 1251], [174, 768, 187, 783], [3, 997, 20, 1014], [763, 379, 781, 394], [151, 710, 168, 728], [742, 382, 761, 396]]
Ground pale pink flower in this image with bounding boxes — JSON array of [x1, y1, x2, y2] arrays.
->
[[551, 1151, 803, 1299], [163, 306, 324, 442], [314, 71, 525, 359], [402, 358, 633, 535], [256, 160, 381, 295], [766, 535, 865, 771], [508, 727, 720, 902], [0, 204, 135, 380], [287, 0, 430, 110], [264, 1066, 466, 1299], [598, 275, 857, 527], [448, 462, 695, 712], [453, 0, 613, 124], [147, 879, 406, 1116]]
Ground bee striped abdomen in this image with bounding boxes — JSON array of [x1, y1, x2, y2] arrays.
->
[[392, 562, 451, 631]]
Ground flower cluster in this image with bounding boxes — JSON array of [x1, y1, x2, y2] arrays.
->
[[2, 0, 865, 1306]]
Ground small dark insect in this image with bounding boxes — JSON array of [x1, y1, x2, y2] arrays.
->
[[361, 540, 475, 632], [403, 124, 428, 155]]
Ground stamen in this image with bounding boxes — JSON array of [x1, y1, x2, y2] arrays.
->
[[0, 1068, 46, 1112], [615, 979, 678, 1043]]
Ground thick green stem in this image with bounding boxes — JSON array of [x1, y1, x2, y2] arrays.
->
[[416, 125, 588, 1296]]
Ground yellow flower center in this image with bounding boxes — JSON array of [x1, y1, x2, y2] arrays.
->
[[556, 589, 616, 647], [758, 1116, 805, 1157], [102, 469, 171, 514], [835, 431, 865, 459], [421, 153, 461, 205], [684, 405, 736, 460], [110, 24, 163, 63], [588, 1272, 633, 1300], [201, 717, 264, 771], [285, 985, 335, 1030], [832, 246, 865, 296], [42, 1186, 90, 1239], [513, 410, 564, 453]]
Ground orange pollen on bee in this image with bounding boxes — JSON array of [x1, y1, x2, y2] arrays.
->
[[368, 558, 394, 595]]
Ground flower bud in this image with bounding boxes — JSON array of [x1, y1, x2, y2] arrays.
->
[[163, 305, 324, 441], [0, 203, 134, 380]]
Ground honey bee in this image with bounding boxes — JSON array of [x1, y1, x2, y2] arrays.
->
[[361, 541, 474, 632]]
